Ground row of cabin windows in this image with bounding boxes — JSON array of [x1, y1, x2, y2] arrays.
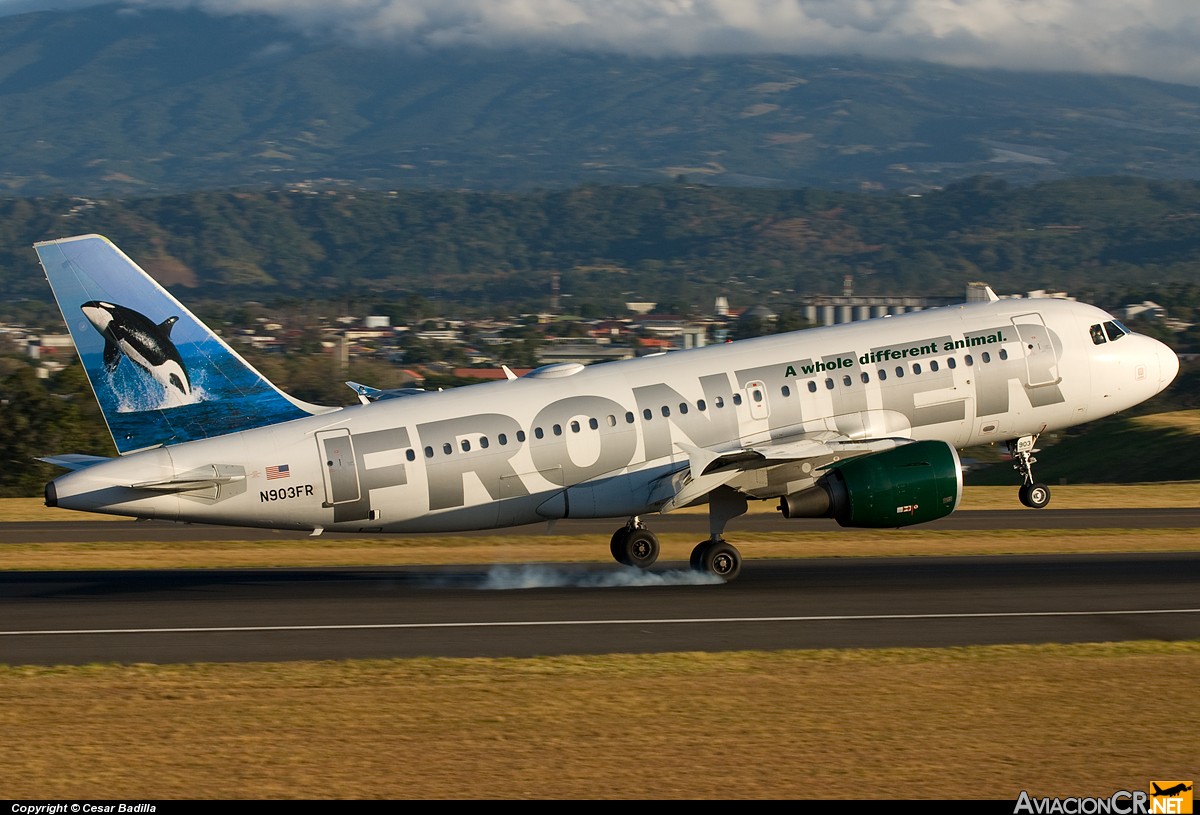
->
[[791, 351, 1008, 393], [413, 351, 1004, 458], [417, 393, 754, 457]]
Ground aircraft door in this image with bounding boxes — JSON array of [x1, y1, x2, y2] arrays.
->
[[316, 429, 361, 506], [746, 380, 770, 420], [1011, 313, 1061, 387]]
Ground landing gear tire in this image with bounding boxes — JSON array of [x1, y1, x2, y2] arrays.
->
[[690, 539, 742, 581], [1019, 482, 1051, 509], [611, 527, 659, 569], [610, 527, 631, 563]]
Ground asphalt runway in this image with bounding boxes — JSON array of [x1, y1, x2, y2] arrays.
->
[[3, 552, 1199, 665], [5, 506, 1200, 542]]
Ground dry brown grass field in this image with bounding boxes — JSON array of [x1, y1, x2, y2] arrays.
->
[[2, 483, 1196, 799], [1, 644, 1197, 799]]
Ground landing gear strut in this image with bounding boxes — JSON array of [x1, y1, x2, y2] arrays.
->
[[688, 486, 748, 581], [1008, 435, 1051, 509]]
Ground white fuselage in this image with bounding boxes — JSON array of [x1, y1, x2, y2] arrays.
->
[[49, 297, 1179, 532]]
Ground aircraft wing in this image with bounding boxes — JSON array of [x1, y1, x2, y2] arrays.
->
[[746, 435, 910, 461], [659, 434, 914, 512]]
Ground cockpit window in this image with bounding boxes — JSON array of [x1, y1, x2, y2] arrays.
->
[[1090, 320, 1130, 343], [1103, 320, 1129, 342]]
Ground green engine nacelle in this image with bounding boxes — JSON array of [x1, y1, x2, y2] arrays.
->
[[779, 440, 963, 528]]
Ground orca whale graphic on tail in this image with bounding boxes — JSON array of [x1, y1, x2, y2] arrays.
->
[[81, 299, 192, 398], [36, 234, 336, 455]]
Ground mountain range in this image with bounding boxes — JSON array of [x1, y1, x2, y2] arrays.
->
[[4, 4, 1200, 196]]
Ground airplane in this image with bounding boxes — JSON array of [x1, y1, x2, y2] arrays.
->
[[35, 234, 1180, 580], [1152, 783, 1193, 797]]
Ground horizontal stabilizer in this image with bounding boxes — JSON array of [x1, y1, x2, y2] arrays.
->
[[131, 464, 246, 492], [38, 454, 113, 471]]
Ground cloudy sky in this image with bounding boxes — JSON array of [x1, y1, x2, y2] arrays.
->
[[5, 0, 1200, 86]]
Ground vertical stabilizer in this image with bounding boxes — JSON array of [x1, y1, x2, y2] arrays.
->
[[35, 234, 335, 454]]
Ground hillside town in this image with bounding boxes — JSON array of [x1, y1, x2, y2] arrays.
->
[[5, 282, 1151, 395]]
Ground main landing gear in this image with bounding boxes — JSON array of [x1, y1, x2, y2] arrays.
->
[[608, 487, 748, 581], [610, 520, 660, 570], [1008, 434, 1051, 509], [689, 538, 742, 580]]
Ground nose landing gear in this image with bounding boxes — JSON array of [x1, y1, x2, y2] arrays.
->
[[1009, 434, 1051, 509]]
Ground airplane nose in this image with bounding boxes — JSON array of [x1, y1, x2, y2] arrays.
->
[[1157, 340, 1180, 392]]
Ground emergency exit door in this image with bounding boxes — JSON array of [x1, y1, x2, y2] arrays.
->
[[316, 428, 360, 505]]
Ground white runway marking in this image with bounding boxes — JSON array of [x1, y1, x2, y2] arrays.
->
[[3, 608, 1199, 637]]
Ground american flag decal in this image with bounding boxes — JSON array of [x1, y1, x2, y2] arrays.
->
[[266, 464, 290, 480]]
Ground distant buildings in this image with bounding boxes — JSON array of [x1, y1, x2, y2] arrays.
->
[[1121, 300, 1166, 321], [1, 326, 75, 377], [7, 281, 1186, 385]]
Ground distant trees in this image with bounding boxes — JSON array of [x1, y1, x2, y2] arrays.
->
[[5, 179, 1200, 323], [0, 361, 114, 497]]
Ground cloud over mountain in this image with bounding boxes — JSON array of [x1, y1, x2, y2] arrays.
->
[[127, 1, 1200, 86], [3, 1, 1199, 85]]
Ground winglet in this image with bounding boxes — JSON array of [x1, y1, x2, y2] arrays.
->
[[346, 381, 380, 404]]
